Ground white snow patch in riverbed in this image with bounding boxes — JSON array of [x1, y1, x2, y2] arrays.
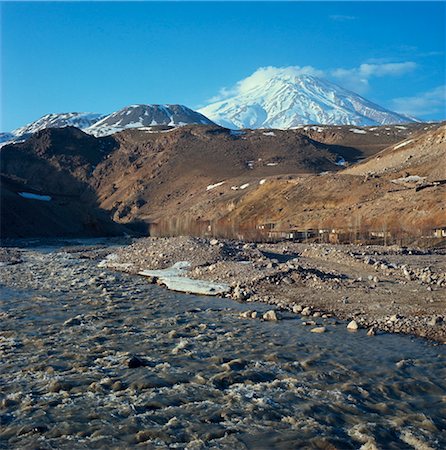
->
[[262, 131, 276, 136], [206, 181, 225, 191], [18, 192, 52, 201], [139, 261, 230, 296]]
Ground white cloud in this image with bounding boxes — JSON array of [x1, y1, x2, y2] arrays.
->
[[391, 85, 446, 117], [331, 62, 417, 94], [358, 62, 417, 77]]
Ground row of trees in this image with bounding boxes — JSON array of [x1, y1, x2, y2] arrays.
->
[[149, 214, 442, 245]]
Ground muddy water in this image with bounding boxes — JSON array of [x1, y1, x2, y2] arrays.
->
[[1, 244, 445, 449]]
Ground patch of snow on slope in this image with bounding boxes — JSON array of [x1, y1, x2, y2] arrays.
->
[[349, 128, 367, 134], [231, 183, 250, 190], [393, 139, 414, 150], [391, 175, 426, 184], [206, 181, 225, 191]]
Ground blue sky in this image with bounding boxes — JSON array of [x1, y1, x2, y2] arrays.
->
[[1, 1, 445, 130]]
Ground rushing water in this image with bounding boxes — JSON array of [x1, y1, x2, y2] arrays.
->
[[0, 243, 445, 449]]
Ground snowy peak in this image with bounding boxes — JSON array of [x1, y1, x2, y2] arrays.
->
[[199, 73, 414, 129], [86, 104, 215, 137], [2, 106, 215, 145], [12, 112, 105, 137]]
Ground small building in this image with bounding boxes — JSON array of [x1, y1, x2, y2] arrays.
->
[[257, 222, 276, 231], [292, 229, 318, 240], [433, 227, 446, 238], [267, 230, 294, 240]]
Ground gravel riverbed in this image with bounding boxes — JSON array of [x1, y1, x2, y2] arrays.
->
[[96, 237, 446, 343]]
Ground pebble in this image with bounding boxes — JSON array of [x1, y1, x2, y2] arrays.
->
[[347, 320, 359, 331]]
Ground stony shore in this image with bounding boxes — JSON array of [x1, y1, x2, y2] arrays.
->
[[69, 236, 446, 343]]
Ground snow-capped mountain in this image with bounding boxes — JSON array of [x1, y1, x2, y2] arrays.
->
[[1, 106, 214, 146], [1, 112, 105, 147], [0, 132, 15, 145], [86, 104, 215, 137], [12, 112, 105, 137], [199, 73, 415, 129]]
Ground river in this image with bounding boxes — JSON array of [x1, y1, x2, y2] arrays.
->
[[1, 242, 445, 449]]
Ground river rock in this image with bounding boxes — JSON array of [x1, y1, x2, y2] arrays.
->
[[63, 317, 81, 327], [347, 320, 359, 331], [127, 355, 146, 368], [292, 304, 303, 313], [48, 380, 63, 393], [263, 310, 280, 321], [222, 358, 247, 371], [310, 326, 326, 333], [233, 284, 248, 301], [429, 316, 443, 326], [240, 310, 256, 319]]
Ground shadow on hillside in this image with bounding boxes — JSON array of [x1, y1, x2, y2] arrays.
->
[[0, 168, 147, 240]]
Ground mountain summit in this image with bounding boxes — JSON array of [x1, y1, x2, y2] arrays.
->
[[199, 72, 414, 129], [86, 104, 215, 136], [1, 112, 105, 145], [2, 105, 215, 145]]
